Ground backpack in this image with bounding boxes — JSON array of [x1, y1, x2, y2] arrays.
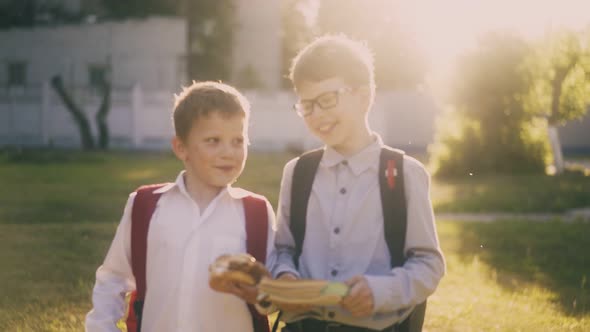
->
[[288, 147, 427, 332], [123, 183, 271, 332]]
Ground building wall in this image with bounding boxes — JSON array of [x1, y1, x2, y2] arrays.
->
[[0, 6, 283, 91], [2, 84, 589, 152], [233, 0, 282, 90], [0, 17, 186, 91], [559, 112, 590, 153], [0, 87, 441, 151], [0, 8, 587, 152]]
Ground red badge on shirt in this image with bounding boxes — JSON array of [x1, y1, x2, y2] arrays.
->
[[386, 159, 397, 190]]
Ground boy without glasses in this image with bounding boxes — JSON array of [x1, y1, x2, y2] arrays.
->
[[86, 81, 275, 332]]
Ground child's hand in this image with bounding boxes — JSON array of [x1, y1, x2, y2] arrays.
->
[[211, 278, 259, 304], [340, 275, 374, 317], [272, 273, 314, 313], [227, 281, 260, 304]]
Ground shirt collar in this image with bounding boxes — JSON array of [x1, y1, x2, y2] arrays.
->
[[321, 133, 384, 176], [153, 170, 249, 200]]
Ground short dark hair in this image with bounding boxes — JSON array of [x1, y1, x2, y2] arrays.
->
[[172, 81, 250, 141], [289, 34, 375, 98]]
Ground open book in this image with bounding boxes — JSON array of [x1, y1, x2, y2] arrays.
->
[[209, 253, 349, 306]]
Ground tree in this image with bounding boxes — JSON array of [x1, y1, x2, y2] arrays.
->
[[101, 0, 236, 82], [102, 0, 236, 82], [524, 29, 590, 173], [185, 0, 235, 82], [430, 33, 550, 176], [316, 0, 427, 90], [0, 0, 36, 28], [235, 64, 264, 89], [50, 75, 112, 150], [95, 79, 112, 149], [281, 0, 316, 88], [99, 0, 180, 18], [0, 0, 85, 28]]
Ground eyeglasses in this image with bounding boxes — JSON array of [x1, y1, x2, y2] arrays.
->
[[293, 87, 353, 117]]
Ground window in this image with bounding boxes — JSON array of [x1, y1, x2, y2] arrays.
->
[[88, 64, 108, 88], [7, 61, 27, 87]]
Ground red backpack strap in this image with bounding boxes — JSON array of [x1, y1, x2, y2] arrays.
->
[[127, 183, 168, 332], [242, 195, 270, 332], [243, 195, 268, 264]]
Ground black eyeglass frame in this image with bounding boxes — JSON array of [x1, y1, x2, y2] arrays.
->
[[292, 87, 353, 117]]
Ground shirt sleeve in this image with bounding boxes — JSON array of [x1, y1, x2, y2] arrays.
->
[[269, 158, 302, 279], [365, 157, 446, 314], [85, 193, 137, 332]]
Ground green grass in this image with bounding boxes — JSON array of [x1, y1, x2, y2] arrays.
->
[[447, 220, 589, 315], [432, 173, 590, 213], [0, 150, 589, 331], [426, 220, 589, 332], [1, 150, 588, 225], [1, 221, 588, 331], [0, 150, 292, 224], [0, 223, 116, 331]]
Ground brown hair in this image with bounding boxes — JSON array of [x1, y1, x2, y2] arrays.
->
[[173, 81, 250, 141], [289, 34, 375, 98]]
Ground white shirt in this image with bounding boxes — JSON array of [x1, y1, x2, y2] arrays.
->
[[85, 171, 276, 332], [271, 135, 445, 330]]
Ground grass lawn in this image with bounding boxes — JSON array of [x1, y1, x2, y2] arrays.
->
[[1, 150, 589, 225], [0, 150, 589, 331], [432, 173, 590, 213], [1, 220, 588, 331]]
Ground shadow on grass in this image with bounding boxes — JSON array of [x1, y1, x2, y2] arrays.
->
[[433, 173, 590, 213], [455, 220, 589, 316]]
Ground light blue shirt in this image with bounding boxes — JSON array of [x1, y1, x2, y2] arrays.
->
[[271, 135, 445, 330]]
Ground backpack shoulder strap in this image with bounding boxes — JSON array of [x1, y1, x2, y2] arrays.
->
[[379, 147, 407, 267], [242, 195, 269, 264], [290, 148, 324, 268], [130, 183, 168, 300], [242, 195, 271, 332], [127, 183, 168, 332], [379, 148, 427, 332]]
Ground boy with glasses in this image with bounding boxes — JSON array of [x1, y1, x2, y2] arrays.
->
[[270, 35, 445, 332]]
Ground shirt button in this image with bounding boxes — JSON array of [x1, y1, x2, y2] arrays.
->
[[334, 227, 340, 234], [328, 311, 335, 319], [339, 187, 346, 194], [341, 160, 348, 166], [331, 269, 338, 277]]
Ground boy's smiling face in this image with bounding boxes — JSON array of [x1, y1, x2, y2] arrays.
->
[[172, 111, 247, 192], [296, 77, 370, 154]]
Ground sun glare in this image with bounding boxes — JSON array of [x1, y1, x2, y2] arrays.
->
[[396, 0, 590, 74]]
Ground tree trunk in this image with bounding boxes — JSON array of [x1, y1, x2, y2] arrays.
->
[[185, 0, 195, 81], [95, 81, 111, 150], [50, 75, 95, 150], [548, 125, 565, 174], [548, 64, 573, 174]]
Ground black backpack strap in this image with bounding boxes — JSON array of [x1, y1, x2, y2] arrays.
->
[[290, 148, 324, 268], [273, 149, 323, 332], [398, 300, 427, 332], [379, 147, 426, 332], [379, 147, 407, 268]]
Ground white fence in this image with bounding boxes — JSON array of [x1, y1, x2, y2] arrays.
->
[[0, 84, 444, 151]]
